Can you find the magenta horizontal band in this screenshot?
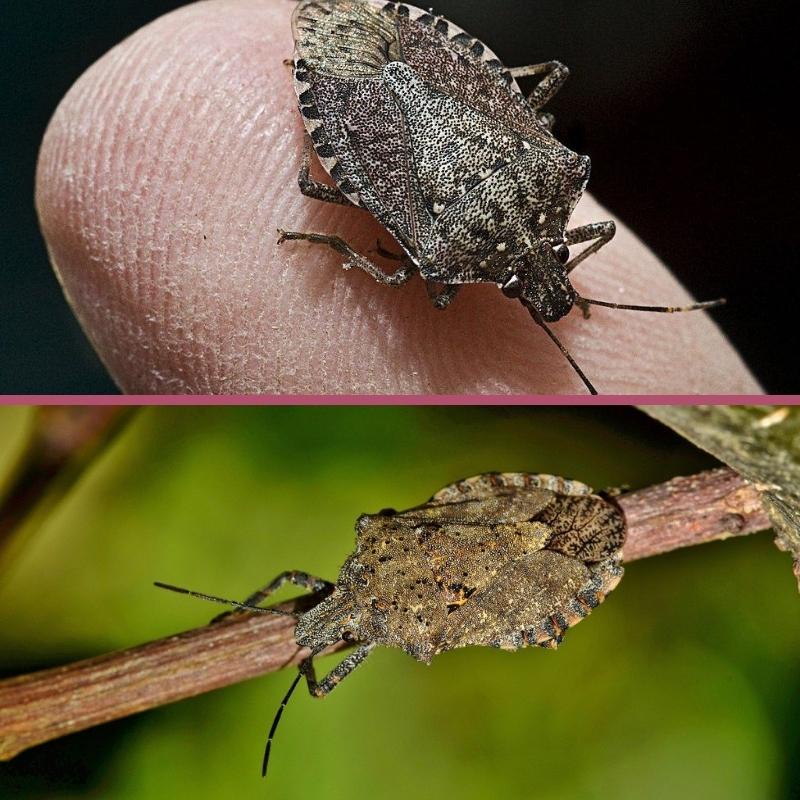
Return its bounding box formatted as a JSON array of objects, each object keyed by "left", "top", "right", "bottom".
[{"left": 0, "top": 395, "right": 794, "bottom": 406}]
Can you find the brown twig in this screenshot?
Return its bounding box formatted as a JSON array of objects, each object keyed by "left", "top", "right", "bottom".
[
  {"left": 0, "top": 467, "right": 772, "bottom": 761},
  {"left": 620, "top": 466, "right": 770, "bottom": 560}
]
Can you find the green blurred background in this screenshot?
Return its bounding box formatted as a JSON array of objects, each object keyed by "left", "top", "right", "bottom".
[{"left": 0, "top": 406, "right": 797, "bottom": 799}]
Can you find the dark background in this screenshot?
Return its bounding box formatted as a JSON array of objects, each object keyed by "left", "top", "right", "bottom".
[{"left": 2, "top": 0, "right": 795, "bottom": 394}]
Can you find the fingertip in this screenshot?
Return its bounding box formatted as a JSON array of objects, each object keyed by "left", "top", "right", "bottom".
[
  {"left": 35, "top": 0, "right": 760, "bottom": 396},
  {"left": 36, "top": 0, "right": 303, "bottom": 393}
]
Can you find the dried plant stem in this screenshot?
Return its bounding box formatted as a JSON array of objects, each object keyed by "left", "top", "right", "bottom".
[
  {"left": 0, "top": 467, "right": 771, "bottom": 761},
  {"left": 620, "top": 466, "right": 770, "bottom": 560}
]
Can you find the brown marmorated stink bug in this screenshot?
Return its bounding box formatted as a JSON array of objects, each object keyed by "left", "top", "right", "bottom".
[
  {"left": 276, "top": 0, "right": 725, "bottom": 394},
  {"left": 157, "top": 472, "right": 626, "bottom": 776}
]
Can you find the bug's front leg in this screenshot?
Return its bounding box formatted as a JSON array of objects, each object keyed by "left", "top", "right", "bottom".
[
  {"left": 238, "top": 570, "right": 333, "bottom": 608},
  {"left": 509, "top": 61, "right": 569, "bottom": 110},
  {"left": 297, "top": 135, "right": 355, "bottom": 207},
  {"left": 277, "top": 229, "right": 418, "bottom": 286},
  {"left": 299, "top": 643, "right": 375, "bottom": 698},
  {"left": 563, "top": 220, "right": 616, "bottom": 275},
  {"left": 211, "top": 570, "right": 333, "bottom": 624}
]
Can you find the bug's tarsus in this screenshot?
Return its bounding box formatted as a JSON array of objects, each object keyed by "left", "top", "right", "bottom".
[
  {"left": 262, "top": 670, "right": 303, "bottom": 778},
  {"left": 276, "top": 229, "right": 418, "bottom": 286},
  {"left": 153, "top": 582, "right": 298, "bottom": 618},
  {"left": 526, "top": 307, "right": 598, "bottom": 395}
]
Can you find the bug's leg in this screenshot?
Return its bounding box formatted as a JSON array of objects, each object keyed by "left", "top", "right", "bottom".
[
  {"left": 298, "top": 136, "right": 355, "bottom": 207},
  {"left": 568, "top": 221, "right": 725, "bottom": 316},
  {"left": 300, "top": 643, "right": 376, "bottom": 698},
  {"left": 211, "top": 570, "right": 333, "bottom": 623},
  {"left": 538, "top": 111, "right": 556, "bottom": 132},
  {"left": 508, "top": 61, "right": 569, "bottom": 110},
  {"left": 425, "top": 282, "right": 461, "bottom": 310},
  {"left": 261, "top": 644, "right": 376, "bottom": 777},
  {"left": 277, "top": 229, "right": 418, "bottom": 286},
  {"left": 239, "top": 571, "right": 333, "bottom": 608},
  {"left": 563, "top": 221, "right": 616, "bottom": 275}
]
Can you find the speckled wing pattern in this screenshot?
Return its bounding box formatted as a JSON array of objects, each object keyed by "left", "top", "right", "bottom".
[
  {"left": 292, "top": 0, "right": 430, "bottom": 254},
  {"left": 352, "top": 473, "right": 625, "bottom": 662},
  {"left": 291, "top": 0, "right": 588, "bottom": 281}
]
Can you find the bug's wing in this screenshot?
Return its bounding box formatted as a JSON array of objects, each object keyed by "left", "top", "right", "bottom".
[
  {"left": 424, "top": 472, "right": 625, "bottom": 561},
  {"left": 390, "top": 483, "right": 622, "bottom": 595},
  {"left": 384, "top": 3, "right": 545, "bottom": 139},
  {"left": 539, "top": 493, "right": 626, "bottom": 562},
  {"left": 292, "top": 0, "right": 432, "bottom": 253},
  {"left": 443, "top": 551, "right": 623, "bottom": 650},
  {"left": 393, "top": 490, "right": 555, "bottom": 528},
  {"left": 431, "top": 477, "right": 626, "bottom": 651},
  {"left": 355, "top": 490, "right": 555, "bottom": 614},
  {"left": 291, "top": 1, "right": 567, "bottom": 258},
  {"left": 428, "top": 473, "right": 594, "bottom": 504}
]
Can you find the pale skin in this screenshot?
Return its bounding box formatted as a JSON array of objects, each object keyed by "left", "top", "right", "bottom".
[{"left": 35, "top": 0, "right": 761, "bottom": 394}]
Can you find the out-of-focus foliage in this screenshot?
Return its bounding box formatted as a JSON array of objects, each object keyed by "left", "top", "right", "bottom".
[{"left": 0, "top": 407, "right": 797, "bottom": 800}]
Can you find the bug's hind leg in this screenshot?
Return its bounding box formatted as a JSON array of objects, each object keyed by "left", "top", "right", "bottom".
[
  {"left": 278, "top": 229, "right": 418, "bottom": 286},
  {"left": 211, "top": 570, "right": 333, "bottom": 623},
  {"left": 300, "top": 644, "right": 376, "bottom": 698},
  {"left": 298, "top": 136, "right": 355, "bottom": 207},
  {"left": 425, "top": 282, "right": 461, "bottom": 310},
  {"left": 563, "top": 220, "right": 616, "bottom": 275},
  {"left": 509, "top": 61, "right": 569, "bottom": 110}
]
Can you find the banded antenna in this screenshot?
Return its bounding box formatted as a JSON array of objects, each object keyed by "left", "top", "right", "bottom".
[{"left": 153, "top": 581, "right": 299, "bottom": 618}]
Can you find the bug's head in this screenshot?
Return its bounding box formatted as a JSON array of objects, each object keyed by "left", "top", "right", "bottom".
[
  {"left": 500, "top": 240, "right": 577, "bottom": 322},
  {"left": 294, "top": 588, "right": 363, "bottom": 650}
]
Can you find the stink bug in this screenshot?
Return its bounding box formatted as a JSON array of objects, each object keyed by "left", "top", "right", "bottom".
[
  {"left": 278, "top": 0, "right": 724, "bottom": 394},
  {"left": 157, "top": 472, "right": 626, "bottom": 775}
]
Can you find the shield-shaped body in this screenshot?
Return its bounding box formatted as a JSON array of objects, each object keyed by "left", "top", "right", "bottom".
[
  {"left": 295, "top": 473, "right": 625, "bottom": 663},
  {"left": 291, "top": 0, "right": 589, "bottom": 320}
]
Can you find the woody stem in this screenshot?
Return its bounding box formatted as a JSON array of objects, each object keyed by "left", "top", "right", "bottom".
[{"left": 0, "top": 467, "right": 772, "bottom": 761}]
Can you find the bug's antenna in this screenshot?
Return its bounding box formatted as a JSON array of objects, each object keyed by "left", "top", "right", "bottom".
[
  {"left": 526, "top": 306, "right": 598, "bottom": 395},
  {"left": 578, "top": 296, "right": 726, "bottom": 314},
  {"left": 153, "top": 582, "right": 299, "bottom": 618},
  {"left": 262, "top": 670, "right": 304, "bottom": 778}
]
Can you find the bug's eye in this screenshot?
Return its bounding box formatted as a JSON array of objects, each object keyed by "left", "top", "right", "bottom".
[
  {"left": 501, "top": 275, "right": 523, "bottom": 298},
  {"left": 341, "top": 629, "right": 356, "bottom": 643},
  {"left": 553, "top": 243, "right": 570, "bottom": 264}
]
